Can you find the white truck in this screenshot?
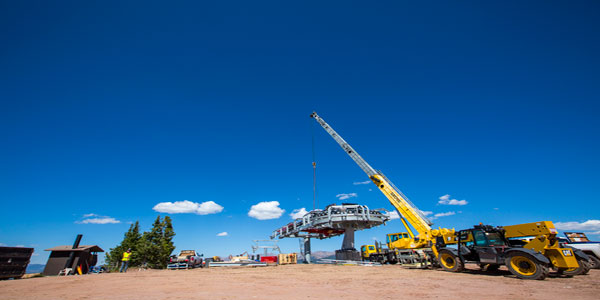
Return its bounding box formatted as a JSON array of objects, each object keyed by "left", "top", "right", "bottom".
[
  {"left": 561, "top": 232, "right": 600, "bottom": 269},
  {"left": 167, "top": 250, "right": 204, "bottom": 269}
]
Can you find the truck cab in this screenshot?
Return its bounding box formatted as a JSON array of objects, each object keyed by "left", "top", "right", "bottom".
[{"left": 360, "top": 245, "right": 377, "bottom": 260}]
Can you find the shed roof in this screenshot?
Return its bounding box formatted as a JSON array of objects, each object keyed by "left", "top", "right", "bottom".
[{"left": 45, "top": 245, "right": 104, "bottom": 252}]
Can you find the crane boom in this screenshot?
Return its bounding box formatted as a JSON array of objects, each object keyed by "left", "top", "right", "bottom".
[
  {"left": 310, "top": 112, "right": 433, "bottom": 237},
  {"left": 310, "top": 112, "right": 377, "bottom": 176}
]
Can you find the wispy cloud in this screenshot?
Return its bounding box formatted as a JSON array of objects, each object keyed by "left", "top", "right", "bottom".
[
  {"left": 153, "top": 200, "right": 224, "bottom": 215},
  {"left": 438, "top": 194, "right": 468, "bottom": 206},
  {"left": 336, "top": 193, "right": 358, "bottom": 200},
  {"left": 429, "top": 211, "right": 457, "bottom": 220},
  {"left": 555, "top": 220, "right": 600, "bottom": 231},
  {"left": 76, "top": 213, "right": 121, "bottom": 224},
  {"left": 290, "top": 208, "right": 308, "bottom": 219},
  {"left": 420, "top": 210, "right": 433, "bottom": 216},
  {"left": 77, "top": 216, "right": 121, "bottom": 224},
  {"left": 248, "top": 201, "right": 285, "bottom": 220},
  {"left": 216, "top": 232, "right": 228, "bottom": 237},
  {"left": 353, "top": 180, "right": 371, "bottom": 185},
  {"left": 0, "top": 243, "right": 6, "bottom": 246}
]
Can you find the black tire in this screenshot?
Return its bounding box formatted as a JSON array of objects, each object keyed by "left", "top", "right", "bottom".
[
  {"left": 504, "top": 252, "right": 549, "bottom": 280},
  {"left": 438, "top": 249, "right": 464, "bottom": 272},
  {"left": 563, "top": 257, "right": 590, "bottom": 276},
  {"left": 587, "top": 255, "right": 600, "bottom": 269}
]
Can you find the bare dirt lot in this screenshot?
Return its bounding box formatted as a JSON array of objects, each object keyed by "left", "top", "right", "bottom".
[{"left": 1, "top": 265, "right": 599, "bottom": 300}]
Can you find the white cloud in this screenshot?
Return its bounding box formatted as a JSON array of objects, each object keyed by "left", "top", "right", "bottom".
[
  {"left": 77, "top": 217, "right": 121, "bottom": 224},
  {"left": 83, "top": 213, "right": 98, "bottom": 218},
  {"left": 290, "top": 208, "right": 308, "bottom": 219},
  {"left": 430, "top": 211, "right": 456, "bottom": 220},
  {"left": 554, "top": 220, "right": 600, "bottom": 231},
  {"left": 248, "top": 201, "right": 285, "bottom": 220},
  {"left": 589, "top": 231, "right": 600, "bottom": 235},
  {"left": 216, "top": 232, "right": 228, "bottom": 237},
  {"left": 438, "top": 194, "right": 468, "bottom": 206},
  {"left": 336, "top": 193, "right": 358, "bottom": 200},
  {"left": 420, "top": 210, "right": 433, "bottom": 216},
  {"left": 353, "top": 180, "right": 371, "bottom": 185},
  {"left": 152, "top": 200, "right": 224, "bottom": 215},
  {"left": 15, "top": 245, "right": 25, "bottom": 247}
]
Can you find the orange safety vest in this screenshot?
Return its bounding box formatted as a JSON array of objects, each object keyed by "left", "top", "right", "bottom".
[{"left": 122, "top": 252, "right": 131, "bottom": 261}]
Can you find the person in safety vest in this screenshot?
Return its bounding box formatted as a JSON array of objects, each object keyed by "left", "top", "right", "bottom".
[{"left": 119, "top": 249, "right": 132, "bottom": 273}]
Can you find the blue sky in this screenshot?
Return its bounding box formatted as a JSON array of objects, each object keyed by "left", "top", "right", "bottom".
[{"left": 1, "top": 1, "right": 599, "bottom": 264}]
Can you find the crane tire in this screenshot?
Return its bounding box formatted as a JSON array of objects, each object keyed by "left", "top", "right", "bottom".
[
  {"left": 505, "top": 252, "right": 548, "bottom": 280},
  {"left": 438, "top": 249, "right": 464, "bottom": 272},
  {"left": 563, "top": 257, "right": 591, "bottom": 276}
]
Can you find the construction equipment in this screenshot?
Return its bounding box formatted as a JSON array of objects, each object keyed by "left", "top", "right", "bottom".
[
  {"left": 503, "top": 222, "right": 590, "bottom": 275},
  {"left": 311, "top": 112, "right": 582, "bottom": 279},
  {"left": 310, "top": 112, "right": 455, "bottom": 264}
]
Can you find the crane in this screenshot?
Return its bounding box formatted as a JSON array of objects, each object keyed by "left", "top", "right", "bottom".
[
  {"left": 310, "top": 111, "right": 585, "bottom": 279},
  {"left": 310, "top": 112, "right": 455, "bottom": 258}
]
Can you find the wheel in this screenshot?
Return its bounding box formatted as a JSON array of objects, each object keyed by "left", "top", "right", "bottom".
[
  {"left": 504, "top": 252, "right": 549, "bottom": 280},
  {"left": 587, "top": 255, "right": 600, "bottom": 269},
  {"left": 563, "top": 257, "right": 591, "bottom": 276},
  {"left": 438, "top": 249, "right": 464, "bottom": 272}
]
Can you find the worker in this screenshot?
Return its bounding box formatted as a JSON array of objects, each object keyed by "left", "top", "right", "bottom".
[{"left": 119, "top": 249, "right": 132, "bottom": 273}]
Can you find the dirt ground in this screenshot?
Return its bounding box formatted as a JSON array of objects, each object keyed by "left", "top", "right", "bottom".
[{"left": 1, "top": 265, "right": 599, "bottom": 300}]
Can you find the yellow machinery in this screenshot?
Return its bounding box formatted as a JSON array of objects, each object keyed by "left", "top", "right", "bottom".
[
  {"left": 311, "top": 112, "right": 583, "bottom": 279},
  {"left": 503, "top": 221, "right": 589, "bottom": 275},
  {"left": 311, "top": 112, "right": 454, "bottom": 264}
]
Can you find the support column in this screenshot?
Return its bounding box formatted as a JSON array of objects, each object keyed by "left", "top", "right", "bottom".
[
  {"left": 336, "top": 227, "right": 361, "bottom": 261},
  {"left": 303, "top": 237, "right": 311, "bottom": 264},
  {"left": 341, "top": 227, "right": 355, "bottom": 250}
]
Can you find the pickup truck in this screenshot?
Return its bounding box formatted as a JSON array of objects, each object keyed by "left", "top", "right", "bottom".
[
  {"left": 561, "top": 232, "right": 600, "bottom": 269},
  {"left": 167, "top": 250, "right": 204, "bottom": 269}
]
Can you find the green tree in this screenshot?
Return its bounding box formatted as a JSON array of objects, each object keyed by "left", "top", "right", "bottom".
[
  {"left": 106, "top": 221, "right": 142, "bottom": 269},
  {"left": 161, "top": 216, "right": 176, "bottom": 266},
  {"left": 106, "top": 216, "right": 176, "bottom": 270}
]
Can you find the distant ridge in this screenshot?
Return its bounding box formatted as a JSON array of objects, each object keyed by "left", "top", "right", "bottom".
[{"left": 26, "top": 264, "right": 45, "bottom": 274}]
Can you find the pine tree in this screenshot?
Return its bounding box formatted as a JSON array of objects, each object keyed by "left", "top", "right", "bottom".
[
  {"left": 161, "top": 216, "right": 176, "bottom": 267},
  {"left": 140, "top": 216, "right": 167, "bottom": 268},
  {"left": 105, "top": 217, "right": 176, "bottom": 270},
  {"left": 106, "top": 221, "right": 141, "bottom": 268}
]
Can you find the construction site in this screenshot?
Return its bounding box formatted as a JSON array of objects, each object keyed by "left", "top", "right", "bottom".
[
  {"left": 2, "top": 2, "right": 599, "bottom": 299},
  {"left": 1, "top": 112, "right": 599, "bottom": 300}
]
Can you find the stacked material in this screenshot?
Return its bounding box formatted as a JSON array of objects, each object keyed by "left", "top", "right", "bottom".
[{"left": 278, "top": 253, "right": 298, "bottom": 265}]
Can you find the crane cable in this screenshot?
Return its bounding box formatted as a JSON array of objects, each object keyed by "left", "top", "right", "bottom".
[{"left": 311, "top": 119, "right": 317, "bottom": 210}]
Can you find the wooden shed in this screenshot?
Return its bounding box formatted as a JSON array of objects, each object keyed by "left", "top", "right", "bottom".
[{"left": 43, "top": 245, "right": 103, "bottom": 276}]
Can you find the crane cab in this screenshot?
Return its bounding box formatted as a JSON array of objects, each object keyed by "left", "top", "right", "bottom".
[{"left": 387, "top": 232, "right": 415, "bottom": 249}]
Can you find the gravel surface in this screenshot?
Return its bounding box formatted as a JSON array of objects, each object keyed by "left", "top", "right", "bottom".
[{"left": 1, "top": 264, "right": 598, "bottom": 299}]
